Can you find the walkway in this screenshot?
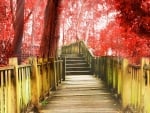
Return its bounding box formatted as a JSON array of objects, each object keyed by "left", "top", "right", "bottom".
[{"left": 40, "top": 75, "right": 122, "bottom": 113}]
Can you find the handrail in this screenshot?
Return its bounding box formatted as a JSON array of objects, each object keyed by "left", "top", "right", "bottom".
[
  {"left": 18, "top": 64, "right": 32, "bottom": 68},
  {"left": 143, "top": 64, "right": 150, "bottom": 70},
  {"left": 128, "top": 64, "right": 141, "bottom": 69},
  {"left": 79, "top": 41, "right": 95, "bottom": 57},
  {"left": 0, "top": 66, "right": 14, "bottom": 70},
  {"left": 62, "top": 41, "right": 94, "bottom": 56}
]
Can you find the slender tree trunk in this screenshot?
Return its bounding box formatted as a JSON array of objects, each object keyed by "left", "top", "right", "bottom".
[
  {"left": 11, "top": 0, "right": 25, "bottom": 63},
  {"left": 40, "top": 0, "right": 59, "bottom": 58}
]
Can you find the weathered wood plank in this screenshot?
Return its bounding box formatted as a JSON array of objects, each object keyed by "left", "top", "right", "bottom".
[{"left": 40, "top": 75, "right": 122, "bottom": 113}]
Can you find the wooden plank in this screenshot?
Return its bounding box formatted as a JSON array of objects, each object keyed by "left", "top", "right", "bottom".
[{"left": 40, "top": 75, "right": 122, "bottom": 113}]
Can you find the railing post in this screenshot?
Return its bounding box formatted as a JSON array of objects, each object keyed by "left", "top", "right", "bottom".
[
  {"left": 106, "top": 57, "right": 110, "bottom": 86},
  {"left": 49, "top": 58, "right": 56, "bottom": 90},
  {"left": 37, "top": 58, "right": 44, "bottom": 99},
  {"left": 97, "top": 57, "right": 101, "bottom": 78},
  {"left": 121, "top": 58, "right": 131, "bottom": 108},
  {"left": 47, "top": 59, "right": 51, "bottom": 92},
  {"left": 9, "top": 57, "right": 20, "bottom": 113},
  {"left": 54, "top": 61, "right": 57, "bottom": 86},
  {"left": 62, "top": 57, "right": 66, "bottom": 81},
  {"left": 42, "top": 58, "right": 49, "bottom": 97},
  {"left": 91, "top": 57, "right": 95, "bottom": 75},
  {"left": 59, "top": 59, "right": 63, "bottom": 83},
  {"left": 117, "top": 60, "right": 122, "bottom": 96},
  {"left": 29, "top": 57, "right": 40, "bottom": 109},
  {"left": 79, "top": 41, "right": 81, "bottom": 55},
  {"left": 54, "top": 59, "right": 60, "bottom": 86},
  {"left": 103, "top": 57, "right": 107, "bottom": 81},
  {"left": 112, "top": 58, "right": 117, "bottom": 90},
  {"left": 141, "top": 58, "right": 150, "bottom": 112},
  {"left": 95, "top": 57, "right": 100, "bottom": 78}
]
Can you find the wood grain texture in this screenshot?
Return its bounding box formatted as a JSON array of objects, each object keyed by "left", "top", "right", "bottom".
[{"left": 40, "top": 75, "right": 122, "bottom": 113}]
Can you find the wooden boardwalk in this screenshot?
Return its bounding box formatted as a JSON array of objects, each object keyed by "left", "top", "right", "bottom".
[{"left": 40, "top": 75, "right": 122, "bottom": 113}]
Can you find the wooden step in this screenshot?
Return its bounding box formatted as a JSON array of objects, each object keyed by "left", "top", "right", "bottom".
[
  {"left": 66, "top": 57, "right": 85, "bottom": 60},
  {"left": 66, "top": 63, "right": 88, "bottom": 67},
  {"left": 66, "top": 60, "right": 86, "bottom": 64},
  {"left": 66, "top": 67, "right": 90, "bottom": 71},
  {"left": 66, "top": 70, "right": 92, "bottom": 75},
  {"left": 65, "top": 55, "right": 91, "bottom": 75}
]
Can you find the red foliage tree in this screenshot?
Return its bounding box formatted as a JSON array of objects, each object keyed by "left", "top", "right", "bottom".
[
  {"left": 114, "top": 0, "right": 150, "bottom": 37},
  {"left": 0, "top": 0, "right": 52, "bottom": 65},
  {"left": 58, "top": 0, "right": 150, "bottom": 64},
  {"left": 0, "top": 1, "right": 14, "bottom": 65},
  {"left": 0, "top": 0, "right": 150, "bottom": 65}
]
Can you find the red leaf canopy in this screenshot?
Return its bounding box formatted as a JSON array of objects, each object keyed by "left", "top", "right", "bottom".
[
  {"left": 0, "top": 0, "right": 150, "bottom": 65},
  {"left": 58, "top": 0, "right": 150, "bottom": 64}
]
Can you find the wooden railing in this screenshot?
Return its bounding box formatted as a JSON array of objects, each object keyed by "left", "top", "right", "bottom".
[
  {"left": 0, "top": 57, "right": 63, "bottom": 113},
  {"left": 62, "top": 41, "right": 95, "bottom": 73},
  {"left": 95, "top": 57, "right": 150, "bottom": 112},
  {"left": 62, "top": 41, "right": 150, "bottom": 113}
]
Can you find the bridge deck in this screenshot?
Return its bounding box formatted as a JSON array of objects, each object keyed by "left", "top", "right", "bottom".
[{"left": 40, "top": 75, "right": 122, "bottom": 113}]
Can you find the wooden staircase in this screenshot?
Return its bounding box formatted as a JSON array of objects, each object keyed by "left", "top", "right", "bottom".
[{"left": 65, "top": 54, "right": 92, "bottom": 75}]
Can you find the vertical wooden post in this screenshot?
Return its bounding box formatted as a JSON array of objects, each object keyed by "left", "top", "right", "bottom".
[
  {"left": 1, "top": 71, "right": 4, "bottom": 113},
  {"left": 62, "top": 57, "right": 66, "bottom": 81},
  {"left": 43, "top": 58, "right": 49, "bottom": 96},
  {"left": 59, "top": 60, "right": 63, "bottom": 83},
  {"left": 9, "top": 57, "right": 20, "bottom": 113},
  {"left": 137, "top": 67, "right": 141, "bottom": 109},
  {"left": 91, "top": 57, "right": 96, "bottom": 75},
  {"left": 29, "top": 57, "right": 39, "bottom": 108},
  {"left": 121, "top": 59, "right": 131, "bottom": 108},
  {"left": 79, "top": 41, "right": 81, "bottom": 55},
  {"left": 8, "top": 70, "right": 11, "bottom": 113},
  {"left": 49, "top": 58, "right": 56, "bottom": 90},
  {"left": 112, "top": 59, "right": 116, "bottom": 89},
  {"left": 58, "top": 60, "right": 61, "bottom": 83},
  {"left": 41, "top": 59, "right": 45, "bottom": 97},
  {"left": 140, "top": 58, "right": 149, "bottom": 112},
  {"left": 117, "top": 62, "right": 122, "bottom": 96},
  {"left": 106, "top": 58, "right": 112, "bottom": 87},
  {"left": 54, "top": 61, "right": 58, "bottom": 86},
  {"left": 54, "top": 60, "right": 59, "bottom": 86},
  {"left": 38, "top": 58, "right": 43, "bottom": 98},
  {"left": 106, "top": 57, "right": 109, "bottom": 86},
  {"left": 47, "top": 60, "right": 51, "bottom": 92}
]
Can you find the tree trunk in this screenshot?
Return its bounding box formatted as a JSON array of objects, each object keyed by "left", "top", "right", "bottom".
[
  {"left": 40, "top": 0, "right": 59, "bottom": 58},
  {"left": 11, "top": 0, "right": 25, "bottom": 63}
]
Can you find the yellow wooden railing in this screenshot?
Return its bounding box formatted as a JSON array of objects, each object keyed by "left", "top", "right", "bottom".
[
  {"left": 62, "top": 41, "right": 95, "bottom": 73},
  {"left": 0, "top": 57, "right": 63, "bottom": 113},
  {"left": 62, "top": 41, "right": 150, "bottom": 113}
]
